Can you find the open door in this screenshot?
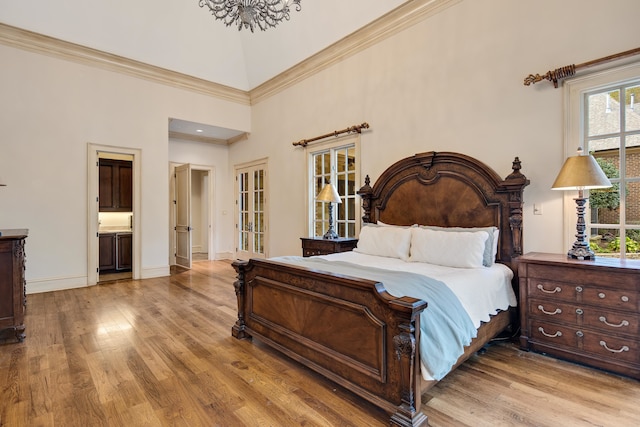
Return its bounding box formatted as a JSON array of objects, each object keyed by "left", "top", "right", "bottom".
[{"left": 175, "top": 163, "right": 192, "bottom": 269}]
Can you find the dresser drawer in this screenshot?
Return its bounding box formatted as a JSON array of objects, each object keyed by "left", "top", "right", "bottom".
[
  {"left": 530, "top": 319, "right": 639, "bottom": 365},
  {"left": 529, "top": 298, "right": 640, "bottom": 336},
  {"left": 527, "top": 278, "right": 639, "bottom": 310}
]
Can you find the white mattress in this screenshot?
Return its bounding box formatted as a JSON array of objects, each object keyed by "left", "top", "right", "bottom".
[{"left": 317, "top": 251, "right": 517, "bottom": 330}]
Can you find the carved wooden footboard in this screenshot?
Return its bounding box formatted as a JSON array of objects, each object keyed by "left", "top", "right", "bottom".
[
  {"left": 231, "top": 152, "right": 529, "bottom": 426},
  {"left": 232, "top": 258, "right": 429, "bottom": 426}
]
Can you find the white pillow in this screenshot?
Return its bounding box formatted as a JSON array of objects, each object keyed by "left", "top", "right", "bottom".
[
  {"left": 409, "top": 227, "right": 488, "bottom": 268},
  {"left": 420, "top": 225, "right": 498, "bottom": 266},
  {"left": 354, "top": 224, "right": 412, "bottom": 260}
]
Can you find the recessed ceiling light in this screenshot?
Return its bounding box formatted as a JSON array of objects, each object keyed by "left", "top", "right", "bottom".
[{"left": 196, "top": 129, "right": 204, "bottom": 133}]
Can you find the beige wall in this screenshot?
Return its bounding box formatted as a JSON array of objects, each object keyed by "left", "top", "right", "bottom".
[
  {"left": 0, "top": 44, "right": 249, "bottom": 292},
  {"left": 229, "top": 0, "right": 640, "bottom": 257}
]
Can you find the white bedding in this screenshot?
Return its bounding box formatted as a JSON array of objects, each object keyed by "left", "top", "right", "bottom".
[
  {"left": 316, "top": 251, "right": 516, "bottom": 380},
  {"left": 317, "top": 251, "right": 516, "bottom": 329}
]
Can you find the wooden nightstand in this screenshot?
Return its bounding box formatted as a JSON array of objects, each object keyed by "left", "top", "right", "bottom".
[
  {"left": 518, "top": 252, "right": 640, "bottom": 379},
  {"left": 300, "top": 237, "right": 358, "bottom": 257}
]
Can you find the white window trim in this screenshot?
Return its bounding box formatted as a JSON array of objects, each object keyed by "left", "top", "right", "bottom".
[
  {"left": 563, "top": 61, "right": 640, "bottom": 253},
  {"left": 305, "top": 134, "right": 361, "bottom": 238}
]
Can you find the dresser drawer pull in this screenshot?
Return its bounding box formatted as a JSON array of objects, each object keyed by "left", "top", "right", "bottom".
[
  {"left": 576, "top": 286, "right": 583, "bottom": 293},
  {"left": 537, "top": 305, "right": 561, "bottom": 315},
  {"left": 537, "top": 284, "right": 561, "bottom": 294},
  {"left": 600, "top": 341, "right": 630, "bottom": 353},
  {"left": 621, "top": 296, "right": 629, "bottom": 302},
  {"left": 598, "top": 292, "right": 606, "bottom": 299},
  {"left": 576, "top": 308, "right": 584, "bottom": 315},
  {"left": 538, "top": 327, "right": 562, "bottom": 338},
  {"left": 576, "top": 331, "right": 584, "bottom": 338},
  {"left": 599, "top": 316, "right": 630, "bottom": 328}
]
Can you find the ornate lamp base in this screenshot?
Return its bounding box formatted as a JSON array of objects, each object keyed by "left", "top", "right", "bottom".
[
  {"left": 323, "top": 201, "right": 339, "bottom": 239},
  {"left": 567, "top": 244, "right": 595, "bottom": 260},
  {"left": 568, "top": 195, "right": 596, "bottom": 260}
]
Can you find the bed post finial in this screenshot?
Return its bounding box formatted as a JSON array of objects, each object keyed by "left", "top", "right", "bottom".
[
  {"left": 357, "top": 175, "right": 374, "bottom": 223},
  {"left": 502, "top": 157, "right": 530, "bottom": 258}
]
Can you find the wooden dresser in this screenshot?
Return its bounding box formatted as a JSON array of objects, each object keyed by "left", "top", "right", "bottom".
[
  {"left": 0, "top": 230, "right": 28, "bottom": 342},
  {"left": 518, "top": 252, "right": 639, "bottom": 379},
  {"left": 300, "top": 237, "right": 358, "bottom": 257}
]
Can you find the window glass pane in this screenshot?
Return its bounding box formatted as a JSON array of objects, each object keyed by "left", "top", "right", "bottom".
[
  {"left": 589, "top": 227, "right": 620, "bottom": 256},
  {"left": 590, "top": 187, "right": 620, "bottom": 225},
  {"left": 588, "top": 90, "right": 620, "bottom": 137},
  {"left": 626, "top": 85, "right": 640, "bottom": 132},
  {"left": 589, "top": 136, "right": 619, "bottom": 153},
  {"left": 347, "top": 147, "right": 355, "bottom": 171},
  {"left": 348, "top": 198, "right": 355, "bottom": 221},
  {"left": 625, "top": 135, "right": 640, "bottom": 179},
  {"left": 626, "top": 181, "right": 640, "bottom": 225},
  {"left": 625, "top": 229, "right": 640, "bottom": 258},
  {"left": 337, "top": 201, "right": 345, "bottom": 220}
]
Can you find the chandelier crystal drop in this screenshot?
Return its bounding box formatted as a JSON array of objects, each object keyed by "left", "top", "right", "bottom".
[{"left": 199, "top": 0, "right": 302, "bottom": 32}]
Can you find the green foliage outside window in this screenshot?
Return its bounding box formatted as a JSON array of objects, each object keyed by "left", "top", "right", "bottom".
[{"left": 588, "top": 157, "right": 619, "bottom": 210}]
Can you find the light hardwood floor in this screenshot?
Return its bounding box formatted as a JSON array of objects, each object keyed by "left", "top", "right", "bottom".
[{"left": 0, "top": 260, "right": 638, "bottom": 426}]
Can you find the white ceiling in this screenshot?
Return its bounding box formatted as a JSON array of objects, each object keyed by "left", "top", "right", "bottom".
[
  {"left": 0, "top": 0, "right": 408, "bottom": 140},
  {"left": 0, "top": 0, "right": 406, "bottom": 90}
]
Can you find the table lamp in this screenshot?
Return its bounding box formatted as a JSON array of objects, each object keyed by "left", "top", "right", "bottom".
[
  {"left": 316, "top": 183, "right": 342, "bottom": 239},
  {"left": 551, "top": 148, "right": 612, "bottom": 260}
]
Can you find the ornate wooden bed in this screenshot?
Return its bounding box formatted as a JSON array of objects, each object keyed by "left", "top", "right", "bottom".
[{"left": 231, "top": 151, "right": 529, "bottom": 426}]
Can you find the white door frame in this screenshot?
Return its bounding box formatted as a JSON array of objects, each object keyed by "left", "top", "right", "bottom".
[{"left": 87, "top": 143, "right": 142, "bottom": 285}]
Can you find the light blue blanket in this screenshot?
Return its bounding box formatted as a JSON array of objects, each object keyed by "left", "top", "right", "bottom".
[{"left": 272, "top": 256, "right": 476, "bottom": 380}]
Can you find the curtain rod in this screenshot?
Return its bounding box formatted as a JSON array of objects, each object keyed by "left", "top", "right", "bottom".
[
  {"left": 292, "top": 122, "right": 370, "bottom": 147},
  {"left": 524, "top": 46, "right": 640, "bottom": 88}
]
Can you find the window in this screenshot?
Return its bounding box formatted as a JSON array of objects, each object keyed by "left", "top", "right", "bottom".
[
  {"left": 308, "top": 138, "right": 360, "bottom": 238},
  {"left": 565, "top": 62, "right": 640, "bottom": 258}
]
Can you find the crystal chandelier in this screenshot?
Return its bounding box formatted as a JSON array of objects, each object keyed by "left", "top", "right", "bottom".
[{"left": 199, "top": 0, "right": 302, "bottom": 32}]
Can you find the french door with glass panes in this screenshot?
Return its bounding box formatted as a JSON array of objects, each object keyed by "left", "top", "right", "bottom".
[{"left": 236, "top": 162, "right": 267, "bottom": 260}]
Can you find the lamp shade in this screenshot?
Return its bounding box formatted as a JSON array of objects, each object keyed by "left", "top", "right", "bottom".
[
  {"left": 551, "top": 154, "right": 612, "bottom": 190},
  {"left": 316, "top": 184, "right": 342, "bottom": 203}
]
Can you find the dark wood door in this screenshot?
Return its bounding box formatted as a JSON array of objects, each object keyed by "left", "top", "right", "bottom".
[
  {"left": 117, "top": 233, "right": 132, "bottom": 270},
  {"left": 99, "top": 234, "right": 116, "bottom": 271}
]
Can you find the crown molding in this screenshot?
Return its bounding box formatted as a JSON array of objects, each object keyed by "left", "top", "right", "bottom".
[
  {"left": 0, "top": 22, "right": 251, "bottom": 105},
  {"left": 168, "top": 130, "right": 249, "bottom": 145},
  {"left": 0, "top": 0, "right": 459, "bottom": 107},
  {"left": 248, "top": 0, "right": 461, "bottom": 104}
]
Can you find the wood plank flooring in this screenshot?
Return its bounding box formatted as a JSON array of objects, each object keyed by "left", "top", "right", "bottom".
[{"left": 1, "top": 260, "right": 638, "bottom": 426}]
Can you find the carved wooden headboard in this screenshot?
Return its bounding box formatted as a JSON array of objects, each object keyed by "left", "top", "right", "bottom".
[{"left": 357, "top": 151, "right": 529, "bottom": 270}]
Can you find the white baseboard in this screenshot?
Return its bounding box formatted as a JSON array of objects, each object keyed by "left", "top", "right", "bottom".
[
  {"left": 215, "top": 251, "right": 234, "bottom": 260},
  {"left": 27, "top": 275, "right": 89, "bottom": 294},
  {"left": 26, "top": 265, "right": 171, "bottom": 294},
  {"left": 141, "top": 265, "right": 170, "bottom": 279}
]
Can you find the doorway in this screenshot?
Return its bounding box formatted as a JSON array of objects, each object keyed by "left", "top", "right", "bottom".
[
  {"left": 87, "top": 144, "right": 142, "bottom": 286},
  {"left": 170, "top": 163, "right": 214, "bottom": 269}
]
